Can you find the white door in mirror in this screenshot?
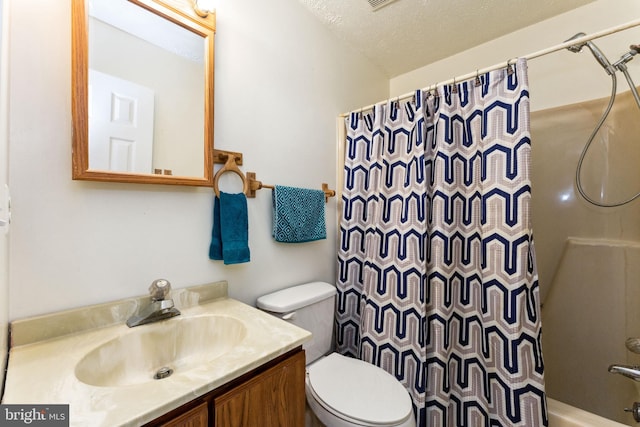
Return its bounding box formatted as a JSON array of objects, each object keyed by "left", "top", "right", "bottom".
[{"left": 89, "top": 69, "right": 155, "bottom": 173}]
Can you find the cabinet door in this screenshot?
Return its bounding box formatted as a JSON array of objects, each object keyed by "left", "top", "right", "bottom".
[
  {"left": 214, "top": 351, "right": 305, "bottom": 427},
  {"left": 159, "top": 401, "right": 208, "bottom": 427}
]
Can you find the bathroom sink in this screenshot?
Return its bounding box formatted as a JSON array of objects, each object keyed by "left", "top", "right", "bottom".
[{"left": 74, "top": 315, "right": 247, "bottom": 387}]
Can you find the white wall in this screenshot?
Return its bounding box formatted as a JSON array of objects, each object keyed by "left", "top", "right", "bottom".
[
  {"left": 390, "top": 0, "right": 640, "bottom": 112},
  {"left": 0, "top": 0, "right": 10, "bottom": 396},
  {"left": 7, "top": 0, "right": 388, "bottom": 320}
]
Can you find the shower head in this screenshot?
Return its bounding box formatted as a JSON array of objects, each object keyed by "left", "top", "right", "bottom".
[
  {"left": 565, "top": 32, "right": 587, "bottom": 53},
  {"left": 565, "top": 32, "right": 615, "bottom": 75}
]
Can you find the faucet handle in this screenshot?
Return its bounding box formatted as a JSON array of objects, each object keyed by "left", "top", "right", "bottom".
[
  {"left": 625, "top": 402, "right": 640, "bottom": 422},
  {"left": 627, "top": 337, "right": 640, "bottom": 354},
  {"left": 149, "top": 279, "right": 172, "bottom": 301}
]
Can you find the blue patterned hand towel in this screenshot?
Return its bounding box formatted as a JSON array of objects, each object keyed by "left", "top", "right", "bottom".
[
  {"left": 272, "top": 185, "right": 326, "bottom": 243},
  {"left": 209, "top": 192, "right": 250, "bottom": 264}
]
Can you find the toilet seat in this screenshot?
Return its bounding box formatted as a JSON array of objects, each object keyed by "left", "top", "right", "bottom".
[{"left": 306, "top": 353, "right": 414, "bottom": 426}]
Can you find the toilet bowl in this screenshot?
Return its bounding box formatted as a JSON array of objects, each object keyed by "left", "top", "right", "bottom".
[
  {"left": 306, "top": 353, "right": 415, "bottom": 427},
  {"left": 257, "top": 282, "right": 416, "bottom": 427}
]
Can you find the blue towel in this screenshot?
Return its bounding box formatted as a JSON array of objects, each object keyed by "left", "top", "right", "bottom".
[
  {"left": 209, "top": 196, "right": 223, "bottom": 260},
  {"left": 209, "top": 192, "right": 250, "bottom": 264},
  {"left": 272, "top": 185, "right": 326, "bottom": 243}
]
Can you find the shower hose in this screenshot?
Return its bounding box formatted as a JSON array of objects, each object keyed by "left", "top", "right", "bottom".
[{"left": 573, "top": 44, "right": 640, "bottom": 207}]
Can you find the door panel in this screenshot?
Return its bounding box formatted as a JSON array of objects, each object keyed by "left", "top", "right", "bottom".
[{"left": 89, "top": 69, "right": 155, "bottom": 173}]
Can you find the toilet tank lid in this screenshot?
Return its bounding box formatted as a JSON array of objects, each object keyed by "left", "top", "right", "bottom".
[{"left": 256, "top": 282, "right": 337, "bottom": 313}]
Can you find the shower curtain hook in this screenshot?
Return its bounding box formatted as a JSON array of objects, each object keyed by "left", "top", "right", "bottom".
[
  {"left": 433, "top": 83, "right": 440, "bottom": 97},
  {"left": 506, "top": 59, "right": 515, "bottom": 75},
  {"left": 475, "top": 69, "right": 481, "bottom": 86},
  {"left": 451, "top": 77, "right": 458, "bottom": 93}
]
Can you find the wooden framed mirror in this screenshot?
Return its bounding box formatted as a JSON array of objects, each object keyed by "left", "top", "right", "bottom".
[{"left": 71, "top": 0, "right": 216, "bottom": 186}]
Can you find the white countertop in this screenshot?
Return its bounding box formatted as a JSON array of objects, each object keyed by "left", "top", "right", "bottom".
[{"left": 2, "top": 282, "right": 311, "bottom": 426}]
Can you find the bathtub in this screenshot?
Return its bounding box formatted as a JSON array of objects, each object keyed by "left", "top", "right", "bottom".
[
  {"left": 548, "top": 398, "right": 630, "bottom": 426},
  {"left": 309, "top": 398, "right": 629, "bottom": 426}
]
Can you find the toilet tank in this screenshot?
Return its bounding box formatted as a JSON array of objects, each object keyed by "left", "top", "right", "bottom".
[{"left": 256, "top": 282, "right": 337, "bottom": 364}]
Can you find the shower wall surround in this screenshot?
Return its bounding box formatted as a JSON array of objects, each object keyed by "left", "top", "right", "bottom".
[
  {"left": 531, "top": 91, "right": 640, "bottom": 296},
  {"left": 531, "top": 92, "right": 640, "bottom": 423},
  {"left": 542, "top": 238, "right": 640, "bottom": 423}
]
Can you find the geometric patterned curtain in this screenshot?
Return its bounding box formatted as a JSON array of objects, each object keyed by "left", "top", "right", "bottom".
[{"left": 336, "top": 59, "right": 547, "bottom": 427}]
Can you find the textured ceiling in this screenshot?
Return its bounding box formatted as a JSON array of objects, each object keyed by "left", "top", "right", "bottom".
[{"left": 298, "top": 0, "right": 596, "bottom": 77}]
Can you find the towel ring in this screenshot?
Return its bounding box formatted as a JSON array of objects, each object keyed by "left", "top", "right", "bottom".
[{"left": 213, "top": 153, "right": 249, "bottom": 198}]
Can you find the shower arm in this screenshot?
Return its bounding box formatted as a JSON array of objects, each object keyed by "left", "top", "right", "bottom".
[{"left": 614, "top": 45, "right": 640, "bottom": 109}]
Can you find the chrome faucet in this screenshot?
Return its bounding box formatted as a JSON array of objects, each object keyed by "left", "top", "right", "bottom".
[
  {"left": 126, "top": 279, "right": 181, "bottom": 327},
  {"left": 608, "top": 364, "right": 640, "bottom": 381}
]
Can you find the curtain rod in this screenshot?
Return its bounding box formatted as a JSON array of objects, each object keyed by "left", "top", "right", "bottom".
[{"left": 339, "top": 17, "right": 640, "bottom": 118}]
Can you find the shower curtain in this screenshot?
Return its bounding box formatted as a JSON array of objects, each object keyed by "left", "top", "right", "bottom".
[{"left": 336, "top": 59, "right": 546, "bottom": 427}]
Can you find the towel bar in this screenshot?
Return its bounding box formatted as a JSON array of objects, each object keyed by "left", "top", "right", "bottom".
[
  {"left": 211, "top": 150, "right": 336, "bottom": 202},
  {"left": 247, "top": 172, "right": 335, "bottom": 203}
]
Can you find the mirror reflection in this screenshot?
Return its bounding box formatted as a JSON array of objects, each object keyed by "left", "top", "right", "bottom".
[
  {"left": 89, "top": 0, "right": 204, "bottom": 176},
  {"left": 72, "top": 0, "right": 216, "bottom": 186}
]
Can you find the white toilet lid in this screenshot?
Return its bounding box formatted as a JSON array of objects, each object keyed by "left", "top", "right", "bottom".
[{"left": 307, "top": 353, "right": 413, "bottom": 425}]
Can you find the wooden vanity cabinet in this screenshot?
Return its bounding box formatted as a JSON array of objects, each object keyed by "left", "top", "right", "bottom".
[
  {"left": 145, "top": 348, "right": 305, "bottom": 427},
  {"left": 157, "top": 402, "right": 209, "bottom": 427},
  {"left": 214, "top": 348, "right": 305, "bottom": 426}
]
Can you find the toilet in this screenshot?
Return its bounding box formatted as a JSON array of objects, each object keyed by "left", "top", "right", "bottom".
[{"left": 257, "top": 282, "right": 416, "bottom": 427}]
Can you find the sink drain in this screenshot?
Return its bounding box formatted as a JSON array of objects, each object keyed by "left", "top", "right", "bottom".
[{"left": 154, "top": 367, "right": 174, "bottom": 380}]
